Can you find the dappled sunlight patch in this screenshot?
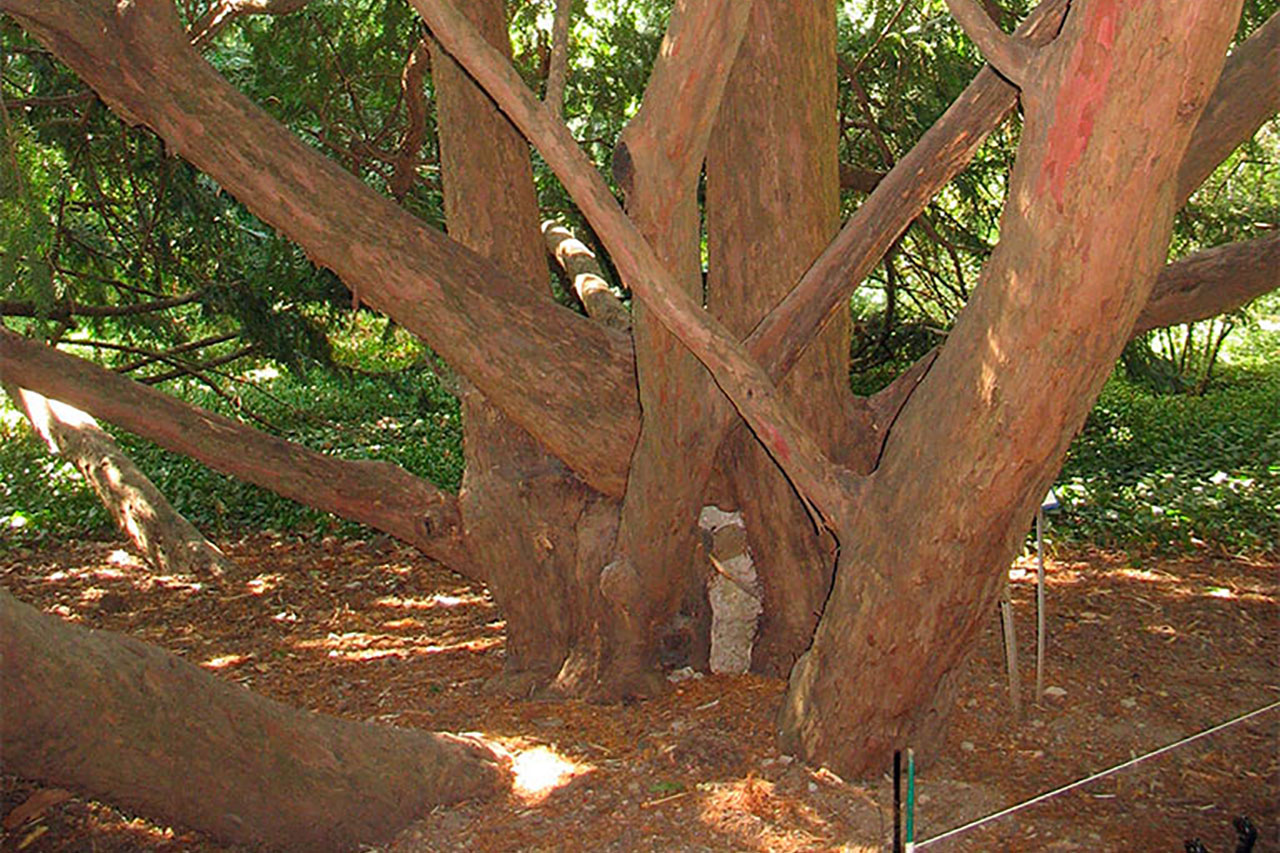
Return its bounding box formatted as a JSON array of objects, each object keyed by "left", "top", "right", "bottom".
[
  {"left": 77, "top": 586, "right": 111, "bottom": 605},
  {"left": 241, "top": 365, "right": 280, "bottom": 382},
  {"left": 380, "top": 616, "right": 422, "bottom": 630},
  {"left": 201, "top": 652, "right": 251, "bottom": 670},
  {"left": 150, "top": 575, "right": 203, "bottom": 592},
  {"left": 244, "top": 573, "right": 285, "bottom": 595},
  {"left": 374, "top": 591, "right": 490, "bottom": 610},
  {"left": 106, "top": 549, "right": 140, "bottom": 568},
  {"left": 91, "top": 566, "right": 128, "bottom": 580},
  {"left": 697, "top": 773, "right": 836, "bottom": 851},
  {"left": 291, "top": 630, "right": 503, "bottom": 662},
  {"left": 1105, "top": 566, "right": 1179, "bottom": 584},
  {"left": 507, "top": 744, "right": 594, "bottom": 804}
]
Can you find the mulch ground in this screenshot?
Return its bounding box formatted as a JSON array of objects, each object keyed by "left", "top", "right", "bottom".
[{"left": 1, "top": 535, "right": 1276, "bottom": 852}]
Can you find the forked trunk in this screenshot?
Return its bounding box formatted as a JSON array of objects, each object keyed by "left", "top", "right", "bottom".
[
  {"left": 705, "top": 0, "right": 866, "bottom": 677},
  {"left": 778, "top": 0, "right": 1242, "bottom": 777}
]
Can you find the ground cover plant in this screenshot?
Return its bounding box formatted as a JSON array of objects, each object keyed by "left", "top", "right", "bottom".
[{"left": 4, "top": 318, "right": 1276, "bottom": 555}]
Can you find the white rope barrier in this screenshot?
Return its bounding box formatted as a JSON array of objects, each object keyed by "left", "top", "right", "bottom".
[{"left": 915, "top": 699, "right": 1280, "bottom": 848}]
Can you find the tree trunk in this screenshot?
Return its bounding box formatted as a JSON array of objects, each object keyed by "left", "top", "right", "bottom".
[
  {"left": 778, "top": 0, "right": 1243, "bottom": 778},
  {"left": 2, "top": 383, "right": 238, "bottom": 579},
  {"left": 3, "top": 0, "right": 1272, "bottom": 802},
  {"left": 0, "top": 588, "right": 507, "bottom": 852},
  {"left": 429, "top": 0, "right": 618, "bottom": 697},
  {"left": 600, "top": 0, "right": 756, "bottom": 696},
  {"left": 705, "top": 0, "right": 864, "bottom": 677}
]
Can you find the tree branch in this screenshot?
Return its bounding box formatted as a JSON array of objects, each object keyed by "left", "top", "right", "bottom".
[
  {"left": 114, "top": 331, "right": 240, "bottom": 373},
  {"left": 747, "top": 0, "right": 1070, "bottom": 386},
  {"left": 544, "top": 0, "right": 572, "bottom": 120},
  {"left": 389, "top": 35, "right": 432, "bottom": 201},
  {"left": 839, "top": 164, "right": 886, "bottom": 194},
  {"left": 0, "top": 330, "right": 477, "bottom": 577},
  {"left": 3, "top": 382, "right": 240, "bottom": 579},
  {"left": 944, "top": 0, "right": 1042, "bottom": 88},
  {"left": 1132, "top": 231, "right": 1280, "bottom": 337},
  {"left": 188, "top": 0, "right": 312, "bottom": 51},
  {"left": 2, "top": 0, "right": 637, "bottom": 497},
  {"left": 0, "top": 292, "right": 202, "bottom": 320},
  {"left": 138, "top": 344, "right": 259, "bottom": 385},
  {"left": 413, "top": 0, "right": 854, "bottom": 524},
  {"left": 1, "top": 589, "right": 508, "bottom": 852},
  {"left": 611, "top": 0, "right": 754, "bottom": 207},
  {"left": 1175, "top": 10, "right": 1280, "bottom": 205},
  {"left": 542, "top": 220, "right": 631, "bottom": 332},
  {"left": 751, "top": 1, "right": 1273, "bottom": 388}
]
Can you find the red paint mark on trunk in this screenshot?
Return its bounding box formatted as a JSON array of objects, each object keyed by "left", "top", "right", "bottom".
[
  {"left": 762, "top": 421, "right": 790, "bottom": 464},
  {"left": 1037, "top": 0, "right": 1125, "bottom": 206}
]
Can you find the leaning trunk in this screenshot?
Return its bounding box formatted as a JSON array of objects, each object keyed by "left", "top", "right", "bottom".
[
  {"left": 0, "top": 589, "right": 507, "bottom": 852},
  {"left": 3, "top": 383, "right": 238, "bottom": 580}
]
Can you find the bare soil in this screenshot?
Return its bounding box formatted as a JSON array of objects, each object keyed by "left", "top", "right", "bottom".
[{"left": 1, "top": 535, "right": 1276, "bottom": 852}]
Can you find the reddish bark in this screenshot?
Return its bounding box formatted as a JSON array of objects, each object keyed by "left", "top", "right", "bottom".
[
  {"left": 704, "top": 0, "right": 856, "bottom": 676},
  {"left": 2, "top": 0, "right": 1271, "bottom": 809},
  {"left": 429, "top": 0, "right": 614, "bottom": 696},
  {"left": 1174, "top": 11, "right": 1280, "bottom": 204},
  {"left": 0, "top": 329, "right": 473, "bottom": 576},
  {"left": 778, "top": 0, "right": 1243, "bottom": 777},
  {"left": 0, "top": 589, "right": 507, "bottom": 852},
  {"left": 542, "top": 221, "right": 630, "bottom": 332},
  {"left": 602, "top": 0, "right": 756, "bottom": 694},
  {"left": 1133, "top": 232, "right": 1280, "bottom": 337},
  {"left": 3, "top": 0, "right": 1266, "bottom": 505}
]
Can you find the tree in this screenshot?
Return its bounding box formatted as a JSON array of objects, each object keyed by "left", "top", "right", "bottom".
[{"left": 1, "top": 0, "right": 1276, "bottom": 846}]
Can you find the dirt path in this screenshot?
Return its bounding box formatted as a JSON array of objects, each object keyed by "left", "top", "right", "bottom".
[{"left": 2, "top": 536, "right": 1276, "bottom": 851}]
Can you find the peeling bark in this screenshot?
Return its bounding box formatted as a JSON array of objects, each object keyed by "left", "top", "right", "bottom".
[
  {"left": 542, "top": 221, "right": 631, "bottom": 332},
  {"left": 705, "top": 0, "right": 856, "bottom": 676},
  {"left": 430, "top": 0, "right": 618, "bottom": 698},
  {"left": 2, "top": 0, "right": 1270, "bottom": 802},
  {"left": 0, "top": 589, "right": 508, "bottom": 852},
  {"left": 1175, "top": 11, "right": 1280, "bottom": 204}
]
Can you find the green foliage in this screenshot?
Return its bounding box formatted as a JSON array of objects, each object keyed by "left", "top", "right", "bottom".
[
  {"left": 1056, "top": 364, "right": 1280, "bottom": 555},
  {"left": 0, "top": 411, "right": 112, "bottom": 541},
  {"left": 0, "top": 74, "right": 59, "bottom": 315},
  {"left": 0, "top": 351, "right": 463, "bottom": 547}
]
